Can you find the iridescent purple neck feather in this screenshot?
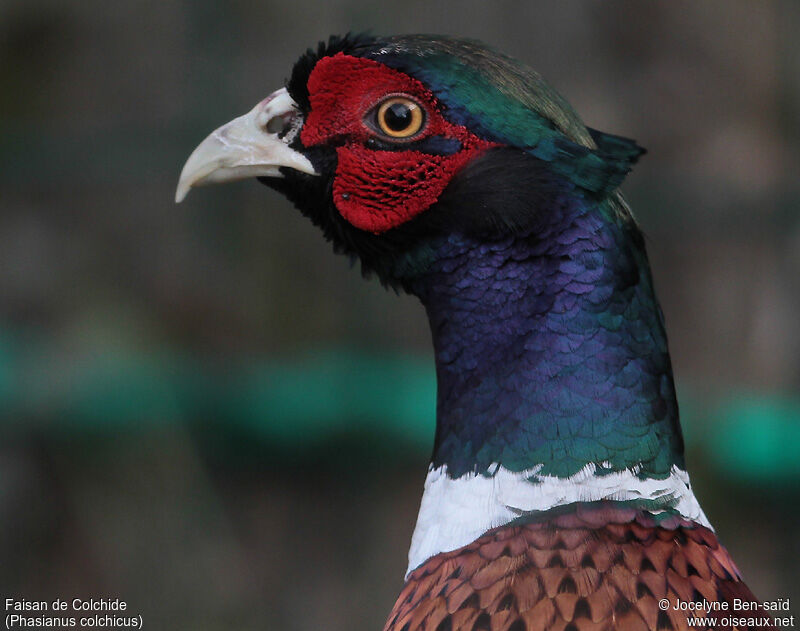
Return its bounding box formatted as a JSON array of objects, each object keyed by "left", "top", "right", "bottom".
[{"left": 408, "top": 191, "right": 684, "bottom": 483}]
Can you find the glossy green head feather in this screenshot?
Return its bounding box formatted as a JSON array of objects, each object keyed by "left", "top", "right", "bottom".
[
  {"left": 359, "top": 35, "right": 645, "bottom": 197},
  {"left": 364, "top": 35, "right": 596, "bottom": 149}
]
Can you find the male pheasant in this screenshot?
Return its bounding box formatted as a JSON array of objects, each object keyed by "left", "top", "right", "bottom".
[{"left": 177, "top": 34, "right": 770, "bottom": 631}]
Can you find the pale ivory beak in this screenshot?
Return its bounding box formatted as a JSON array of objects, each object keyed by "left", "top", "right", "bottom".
[{"left": 175, "top": 88, "right": 317, "bottom": 203}]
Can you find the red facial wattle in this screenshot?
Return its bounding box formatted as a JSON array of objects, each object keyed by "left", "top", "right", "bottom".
[{"left": 300, "top": 54, "right": 499, "bottom": 234}]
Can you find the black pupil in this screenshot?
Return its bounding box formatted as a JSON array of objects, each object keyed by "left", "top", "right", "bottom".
[{"left": 384, "top": 102, "right": 412, "bottom": 132}]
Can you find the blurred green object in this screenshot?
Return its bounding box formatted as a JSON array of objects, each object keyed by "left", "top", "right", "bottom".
[
  {"left": 227, "top": 349, "right": 435, "bottom": 449},
  {"left": 713, "top": 394, "right": 800, "bottom": 485},
  {"left": 1, "top": 331, "right": 436, "bottom": 449},
  {"left": 2, "top": 328, "right": 798, "bottom": 483}
]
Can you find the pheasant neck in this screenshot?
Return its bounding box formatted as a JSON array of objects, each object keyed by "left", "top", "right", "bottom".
[
  {"left": 414, "top": 196, "right": 685, "bottom": 479},
  {"left": 404, "top": 195, "right": 710, "bottom": 575}
]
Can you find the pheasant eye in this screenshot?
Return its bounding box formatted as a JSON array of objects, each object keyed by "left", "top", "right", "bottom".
[{"left": 375, "top": 97, "right": 424, "bottom": 139}]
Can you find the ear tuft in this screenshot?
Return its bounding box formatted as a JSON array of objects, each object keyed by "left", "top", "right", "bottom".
[
  {"left": 589, "top": 128, "right": 647, "bottom": 168},
  {"left": 528, "top": 130, "right": 645, "bottom": 197}
]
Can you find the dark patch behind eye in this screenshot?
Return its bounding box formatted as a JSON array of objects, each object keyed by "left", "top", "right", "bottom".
[{"left": 366, "top": 135, "right": 462, "bottom": 156}]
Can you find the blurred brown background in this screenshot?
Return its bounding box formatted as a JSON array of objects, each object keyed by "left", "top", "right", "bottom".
[{"left": 1, "top": 1, "right": 799, "bottom": 629}]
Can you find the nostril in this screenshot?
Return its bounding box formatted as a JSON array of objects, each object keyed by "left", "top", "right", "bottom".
[{"left": 265, "top": 115, "right": 287, "bottom": 134}]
